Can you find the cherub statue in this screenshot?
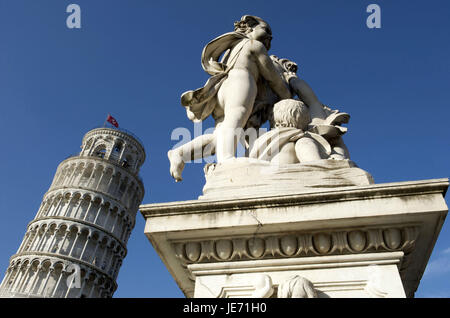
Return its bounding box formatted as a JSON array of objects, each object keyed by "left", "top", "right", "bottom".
[
  {"left": 249, "top": 99, "right": 332, "bottom": 164},
  {"left": 247, "top": 55, "right": 351, "bottom": 160},
  {"left": 168, "top": 15, "right": 291, "bottom": 181},
  {"left": 168, "top": 16, "right": 351, "bottom": 182}
]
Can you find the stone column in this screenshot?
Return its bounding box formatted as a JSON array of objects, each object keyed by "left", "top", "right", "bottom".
[{"left": 38, "top": 267, "right": 54, "bottom": 296}]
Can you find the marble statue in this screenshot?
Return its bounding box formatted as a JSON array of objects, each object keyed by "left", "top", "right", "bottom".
[
  {"left": 142, "top": 16, "right": 448, "bottom": 301},
  {"left": 251, "top": 55, "right": 351, "bottom": 159},
  {"left": 250, "top": 275, "right": 274, "bottom": 298},
  {"left": 249, "top": 99, "right": 332, "bottom": 164},
  {"left": 168, "top": 15, "right": 351, "bottom": 182},
  {"left": 168, "top": 15, "right": 291, "bottom": 181}
]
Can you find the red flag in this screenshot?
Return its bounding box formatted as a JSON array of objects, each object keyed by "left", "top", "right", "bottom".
[{"left": 106, "top": 114, "right": 119, "bottom": 128}]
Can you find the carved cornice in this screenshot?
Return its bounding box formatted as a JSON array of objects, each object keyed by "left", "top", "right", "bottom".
[
  {"left": 141, "top": 178, "right": 448, "bottom": 217},
  {"left": 172, "top": 226, "right": 420, "bottom": 266}
]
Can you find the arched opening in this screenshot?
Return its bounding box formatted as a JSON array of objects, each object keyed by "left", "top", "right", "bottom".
[
  {"left": 46, "top": 262, "right": 64, "bottom": 297},
  {"left": 83, "top": 138, "right": 94, "bottom": 155},
  {"left": 71, "top": 228, "right": 89, "bottom": 259},
  {"left": 58, "top": 193, "right": 72, "bottom": 217},
  {"left": 109, "top": 172, "right": 121, "bottom": 195},
  {"left": 125, "top": 184, "right": 135, "bottom": 208},
  {"left": 113, "top": 211, "right": 125, "bottom": 237},
  {"left": 67, "top": 193, "right": 82, "bottom": 218},
  {"left": 93, "top": 145, "right": 107, "bottom": 159},
  {"left": 121, "top": 154, "right": 134, "bottom": 170},
  {"left": 98, "top": 167, "right": 113, "bottom": 192},
  {"left": 90, "top": 165, "right": 104, "bottom": 188},
  {"left": 80, "top": 164, "right": 94, "bottom": 187},
  {"left": 81, "top": 232, "right": 99, "bottom": 262},
  {"left": 110, "top": 141, "right": 123, "bottom": 161},
  {"left": 90, "top": 198, "right": 103, "bottom": 224},
  {"left": 118, "top": 177, "right": 128, "bottom": 197},
  {"left": 72, "top": 162, "right": 85, "bottom": 184}
]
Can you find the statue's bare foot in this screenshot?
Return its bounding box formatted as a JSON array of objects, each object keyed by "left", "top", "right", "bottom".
[{"left": 168, "top": 149, "right": 185, "bottom": 182}]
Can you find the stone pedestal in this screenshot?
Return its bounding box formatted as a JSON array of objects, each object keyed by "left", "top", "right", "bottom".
[{"left": 140, "top": 178, "right": 448, "bottom": 298}]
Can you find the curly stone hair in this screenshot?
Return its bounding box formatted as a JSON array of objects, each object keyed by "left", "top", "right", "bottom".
[
  {"left": 234, "top": 15, "right": 269, "bottom": 34},
  {"left": 273, "top": 99, "right": 310, "bottom": 130}
]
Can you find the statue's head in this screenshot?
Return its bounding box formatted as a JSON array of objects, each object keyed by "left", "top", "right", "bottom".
[
  {"left": 234, "top": 15, "right": 272, "bottom": 50},
  {"left": 273, "top": 99, "right": 310, "bottom": 130}
]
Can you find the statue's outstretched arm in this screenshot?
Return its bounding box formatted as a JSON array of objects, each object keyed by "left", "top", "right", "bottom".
[
  {"left": 251, "top": 41, "right": 291, "bottom": 100},
  {"left": 289, "top": 77, "right": 327, "bottom": 121}
]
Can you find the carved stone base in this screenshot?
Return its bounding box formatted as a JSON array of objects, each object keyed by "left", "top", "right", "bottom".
[
  {"left": 200, "top": 158, "right": 374, "bottom": 200},
  {"left": 140, "top": 178, "right": 448, "bottom": 298},
  {"left": 189, "top": 252, "right": 405, "bottom": 298}
]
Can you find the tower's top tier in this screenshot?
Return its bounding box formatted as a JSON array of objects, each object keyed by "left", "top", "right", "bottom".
[{"left": 79, "top": 127, "right": 146, "bottom": 175}]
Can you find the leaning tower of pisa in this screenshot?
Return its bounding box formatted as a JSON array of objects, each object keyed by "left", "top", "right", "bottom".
[{"left": 0, "top": 127, "right": 146, "bottom": 298}]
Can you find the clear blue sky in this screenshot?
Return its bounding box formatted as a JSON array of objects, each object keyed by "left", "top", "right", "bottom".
[{"left": 0, "top": 0, "right": 449, "bottom": 297}]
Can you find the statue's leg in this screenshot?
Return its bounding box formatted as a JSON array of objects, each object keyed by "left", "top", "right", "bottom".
[
  {"left": 329, "top": 136, "right": 350, "bottom": 160},
  {"left": 216, "top": 70, "right": 257, "bottom": 162},
  {"left": 295, "top": 137, "right": 323, "bottom": 162},
  {"left": 168, "top": 134, "right": 215, "bottom": 182}
]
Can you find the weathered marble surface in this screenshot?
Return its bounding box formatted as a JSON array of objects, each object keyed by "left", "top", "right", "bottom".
[
  {"left": 201, "top": 158, "right": 374, "bottom": 200},
  {"left": 168, "top": 16, "right": 351, "bottom": 182},
  {"left": 141, "top": 178, "right": 449, "bottom": 298},
  {"left": 151, "top": 15, "right": 449, "bottom": 300}
]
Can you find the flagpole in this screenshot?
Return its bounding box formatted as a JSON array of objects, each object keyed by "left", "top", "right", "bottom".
[{"left": 103, "top": 114, "right": 109, "bottom": 128}]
